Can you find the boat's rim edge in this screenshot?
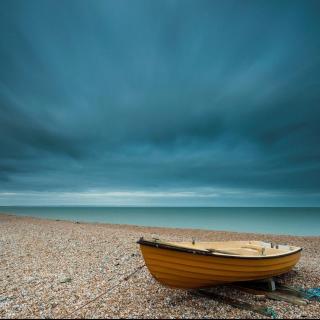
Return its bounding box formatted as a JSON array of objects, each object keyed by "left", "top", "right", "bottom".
[{"left": 137, "top": 238, "right": 302, "bottom": 260}]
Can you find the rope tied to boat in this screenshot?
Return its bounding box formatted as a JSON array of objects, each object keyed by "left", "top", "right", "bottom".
[{"left": 62, "top": 264, "right": 146, "bottom": 319}]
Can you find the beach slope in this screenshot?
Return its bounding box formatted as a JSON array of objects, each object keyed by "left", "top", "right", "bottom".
[{"left": 0, "top": 214, "right": 319, "bottom": 318}]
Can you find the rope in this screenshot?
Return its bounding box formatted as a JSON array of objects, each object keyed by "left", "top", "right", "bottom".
[
  {"left": 62, "top": 264, "right": 145, "bottom": 319},
  {"left": 301, "top": 288, "right": 320, "bottom": 301},
  {"left": 265, "top": 307, "right": 278, "bottom": 319}
]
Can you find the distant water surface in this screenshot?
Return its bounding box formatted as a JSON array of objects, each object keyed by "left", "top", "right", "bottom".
[{"left": 0, "top": 206, "right": 319, "bottom": 236}]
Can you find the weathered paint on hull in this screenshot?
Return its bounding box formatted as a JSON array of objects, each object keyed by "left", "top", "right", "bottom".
[{"left": 140, "top": 245, "right": 301, "bottom": 289}]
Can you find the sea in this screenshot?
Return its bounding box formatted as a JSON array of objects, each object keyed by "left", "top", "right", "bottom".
[{"left": 0, "top": 206, "right": 319, "bottom": 236}]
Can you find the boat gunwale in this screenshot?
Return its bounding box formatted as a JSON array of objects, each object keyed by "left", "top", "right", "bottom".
[{"left": 137, "top": 238, "right": 302, "bottom": 260}]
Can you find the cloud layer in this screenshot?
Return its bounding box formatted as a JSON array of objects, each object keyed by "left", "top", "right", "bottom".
[{"left": 0, "top": 0, "right": 320, "bottom": 205}]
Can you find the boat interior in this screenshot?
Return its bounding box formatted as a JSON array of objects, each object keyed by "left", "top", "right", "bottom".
[{"left": 142, "top": 239, "right": 301, "bottom": 258}]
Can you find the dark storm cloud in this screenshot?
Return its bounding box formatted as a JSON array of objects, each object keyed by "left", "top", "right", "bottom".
[{"left": 0, "top": 0, "right": 320, "bottom": 204}]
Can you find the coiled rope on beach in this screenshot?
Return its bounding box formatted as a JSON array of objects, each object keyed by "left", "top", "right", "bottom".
[{"left": 301, "top": 288, "right": 320, "bottom": 301}]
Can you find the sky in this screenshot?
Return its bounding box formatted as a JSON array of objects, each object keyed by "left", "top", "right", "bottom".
[{"left": 0, "top": 0, "right": 320, "bottom": 206}]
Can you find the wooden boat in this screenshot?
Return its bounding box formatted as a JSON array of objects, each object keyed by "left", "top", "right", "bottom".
[{"left": 137, "top": 237, "right": 302, "bottom": 289}]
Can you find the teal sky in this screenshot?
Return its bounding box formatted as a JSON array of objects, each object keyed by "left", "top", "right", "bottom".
[{"left": 0, "top": 0, "right": 320, "bottom": 206}]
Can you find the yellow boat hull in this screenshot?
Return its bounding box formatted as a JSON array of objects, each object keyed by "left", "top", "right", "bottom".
[{"left": 138, "top": 240, "right": 301, "bottom": 289}]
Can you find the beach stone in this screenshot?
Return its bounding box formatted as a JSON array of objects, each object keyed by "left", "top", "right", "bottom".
[{"left": 59, "top": 276, "right": 72, "bottom": 283}]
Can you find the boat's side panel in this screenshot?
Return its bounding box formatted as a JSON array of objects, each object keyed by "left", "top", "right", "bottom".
[{"left": 140, "top": 245, "right": 301, "bottom": 289}]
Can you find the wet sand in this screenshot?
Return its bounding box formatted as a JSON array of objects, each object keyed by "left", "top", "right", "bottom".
[{"left": 0, "top": 213, "right": 319, "bottom": 318}]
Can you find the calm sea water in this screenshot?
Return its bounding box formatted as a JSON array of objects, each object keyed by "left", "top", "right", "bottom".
[{"left": 0, "top": 206, "right": 319, "bottom": 236}]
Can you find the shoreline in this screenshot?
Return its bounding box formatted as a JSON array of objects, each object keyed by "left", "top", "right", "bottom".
[
  {"left": 1, "top": 211, "right": 319, "bottom": 238},
  {"left": 0, "top": 213, "right": 319, "bottom": 318}
]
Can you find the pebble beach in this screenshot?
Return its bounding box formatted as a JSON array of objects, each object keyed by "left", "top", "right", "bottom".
[{"left": 0, "top": 213, "right": 319, "bottom": 319}]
